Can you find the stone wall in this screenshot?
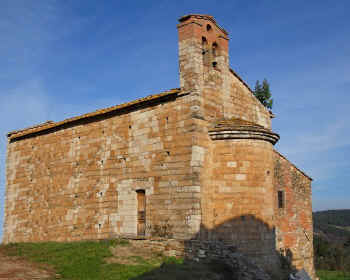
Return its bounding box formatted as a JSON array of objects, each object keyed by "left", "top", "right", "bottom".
[
  {"left": 127, "top": 238, "right": 275, "bottom": 279},
  {"left": 178, "top": 15, "right": 271, "bottom": 128},
  {"left": 177, "top": 16, "right": 280, "bottom": 272},
  {"left": 202, "top": 68, "right": 271, "bottom": 128},
  {"left": 3, "top": 94, "right": 202, "bottom": 243},
  {"left": 274, "top": 151, "right": 315, "bottom": 278},
  {"left": 198, "top": 132, "right": 280, "bottom": 274},
  {"left": 128, "top": 238, "right": 185, "bottom": 257}
]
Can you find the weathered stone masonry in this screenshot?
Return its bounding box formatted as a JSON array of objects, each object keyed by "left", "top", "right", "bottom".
[
  {"left": 4, "top": 91, "right": 201, "bottom": 241},
  {"left": 3, "top": 14, "right": 315, "bottom": 278}
]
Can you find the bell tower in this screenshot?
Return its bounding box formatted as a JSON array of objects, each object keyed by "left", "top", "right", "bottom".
[{"left": 177, "top": 14, "right": 230, "bottom": 119}]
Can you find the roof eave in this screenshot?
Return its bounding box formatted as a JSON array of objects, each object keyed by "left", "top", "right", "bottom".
[{"left": 8, "top": 88, "right": 184, "bottom": 141}]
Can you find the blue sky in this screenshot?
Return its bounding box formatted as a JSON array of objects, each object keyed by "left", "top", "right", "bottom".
[{"left": 0, "top": 0, "right": 349, "bottom": 241}]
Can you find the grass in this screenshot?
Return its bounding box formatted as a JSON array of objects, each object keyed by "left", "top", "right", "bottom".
[
  {"left": 0, "top": 240, "right": 228, "bottom": 280},
  {"left": 317, "top": 270, "right": 350, "bottom": 280},
  {"left": 0, "top": 239, "right": 174, "bottom": 280},
  {"left": 3, "top": 240, "right": 349, "bottom": 280}
]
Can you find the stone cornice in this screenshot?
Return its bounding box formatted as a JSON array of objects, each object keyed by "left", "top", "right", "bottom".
[{"left": 208, "top": 125, "right": 280, "bottom": 145}]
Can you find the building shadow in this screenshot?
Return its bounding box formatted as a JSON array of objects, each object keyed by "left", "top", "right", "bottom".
[{"left": 128, "top": 215, "right": 299, "bottom": 280}]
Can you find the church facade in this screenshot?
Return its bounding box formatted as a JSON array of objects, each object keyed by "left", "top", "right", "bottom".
[{"left": 3, "top": 15, "right": 315, "bottom": 277}]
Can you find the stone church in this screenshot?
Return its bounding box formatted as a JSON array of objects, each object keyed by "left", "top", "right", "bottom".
[{"left": 3, "top": 15, "right": 315, "bottom": 277}]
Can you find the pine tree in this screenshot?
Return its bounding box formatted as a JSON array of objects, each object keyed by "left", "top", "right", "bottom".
[{"left": 253, "top": 79, "right": 273, "bottom": 109}]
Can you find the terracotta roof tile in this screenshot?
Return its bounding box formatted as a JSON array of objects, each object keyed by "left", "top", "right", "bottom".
[
  {"left": 8, "top": 121, "right": 54, "bottom": 137},
  {"left": 208, "top": 117, "right": 280, "bottom": 145},
  {"left": 8, "top": 88, "right": 182, "bottom": 140},
  {"left": 213, "top": 117, "right": 264, "bottom": 129},
  {"left": 178, "top": 14, "right": 229, "bottom": 36}
]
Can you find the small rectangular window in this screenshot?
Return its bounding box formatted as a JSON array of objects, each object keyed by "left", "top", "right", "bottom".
[{"left": 278, "top": 190, "right": 284, "bottom": 209}]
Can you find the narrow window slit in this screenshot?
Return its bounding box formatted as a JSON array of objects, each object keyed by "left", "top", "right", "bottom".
[
  {"left": 212, "top": 42, "right": 218, "bottom": 56},
  {"left": 278, "top": 191, "right": 284, "bottom": 209}
]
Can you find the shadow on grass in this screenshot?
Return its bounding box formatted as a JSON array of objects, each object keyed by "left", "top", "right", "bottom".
[
  {"left": 129, "top": 215, "right": 304, "bottom": 280},
  {"left": 129, "top": 258, "right": 233, "bottom": 280}
]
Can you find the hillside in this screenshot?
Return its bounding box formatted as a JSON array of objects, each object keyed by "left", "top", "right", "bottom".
[
  {"left": 313, "top": 209, "right": 350, "bottom": 273},
  {"left": 313, "top": 209, "right": 350, "bottom": 243}
]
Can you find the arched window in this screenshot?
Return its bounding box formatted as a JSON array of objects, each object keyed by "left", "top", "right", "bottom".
[
  {"left": 202, "top": 36, "right": 208, "bottom": 52},
  {"left": 212, "top": 42, "right": 218, "bottom": 68},
  {"left": 212, "top": 42, "right": 218, "bottom": 57},
  {"left": 202, "top": 36, "right": 210, "bottom": 66}
]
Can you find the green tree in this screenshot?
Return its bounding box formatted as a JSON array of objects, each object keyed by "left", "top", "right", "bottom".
[{"left": 253, "top": 79, "right": 273, "bottom": 109}]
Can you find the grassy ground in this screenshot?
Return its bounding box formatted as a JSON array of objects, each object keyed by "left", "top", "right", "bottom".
[
  {"left": 317, "top": 270, "right": 350, "bottom": 280},
  {"left": 0, "top": 240, "right": 228, "bottom": 280},
  {"left": 2, "top": 240, "right": 349, "bottom": 280},
  {"left": 0, "top": 240, "right": 162, "bottom": 279}
]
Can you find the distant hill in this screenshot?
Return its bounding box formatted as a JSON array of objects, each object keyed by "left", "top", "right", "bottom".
[
  {"left": 313, "top": 210, "right": 350, "bottom": 272},
  {"left": 313, "top": 209, "right": 350, "bottom": 243}
]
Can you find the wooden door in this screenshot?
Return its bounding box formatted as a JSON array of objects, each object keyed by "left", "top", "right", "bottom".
[{"left": 137, "top": 190, "right": 146, "bottom": 236}]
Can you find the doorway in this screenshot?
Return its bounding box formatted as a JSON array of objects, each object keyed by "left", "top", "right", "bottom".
[{"left": 136, "top": 190, "right": 146, "bottom": 236}]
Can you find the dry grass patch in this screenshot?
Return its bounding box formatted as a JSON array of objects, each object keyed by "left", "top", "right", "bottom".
[
  {"left": 106, "top": 242, "right": 163, "bottom": 265},
  {"left": 0, "top": 251, "right": 56, "bottom": 280}
]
